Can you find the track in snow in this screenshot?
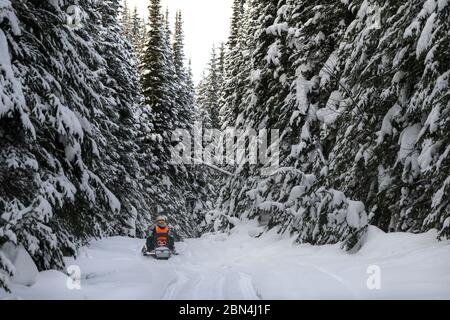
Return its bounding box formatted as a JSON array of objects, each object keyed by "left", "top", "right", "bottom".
[{"left": 2, "top": 223, "right": 450, "bottom": 299}]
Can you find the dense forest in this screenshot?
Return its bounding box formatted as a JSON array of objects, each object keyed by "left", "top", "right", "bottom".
[
  {"left": 1, "top": 0, "right": 449, "bottom": 292},
  {"left": 197, "top": 0, "right": 450, "bottom": 250},
  {"left": 0, "top": 0, "right": 212, "bottom": 291}
]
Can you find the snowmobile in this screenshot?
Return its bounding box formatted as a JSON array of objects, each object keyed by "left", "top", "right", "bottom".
[{"left": 142, "top": 239, "right": 172, "bottom": 260}]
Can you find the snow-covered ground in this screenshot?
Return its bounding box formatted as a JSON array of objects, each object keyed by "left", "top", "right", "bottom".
[{"left": 1, "top": 222, "right": 450, "bottom": 299}]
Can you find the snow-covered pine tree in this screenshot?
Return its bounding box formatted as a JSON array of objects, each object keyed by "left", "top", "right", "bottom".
[
  {"left": 196, "top": 72, "right": 213, "bottom": 126},
  {"left": 140, "top": 0, "right": 178, "bottom": 150},
  {"left": 186, "top": 59, "right": 196, "bottom": 106},
  {"left": 130, "top": 7, "right": 140, "bottom": 44},
  {"left": 120, "top": 0, "right": 132, "bottom": 40},
  {"left": 196, "top": 46, "right": 222, "bottom": 128},
  {"left": 173, "top": 10, "right": 194, "bottom": 131},
  {"left": 218, "top": 43, "right": 226, "bottom": 89},
  {"left": 172, "top": 11, "right": 185, "bottom": 77},
  {"left": 129, "top": 6, "right": 146, "bottom": 59},
  {"left": 219, "top": 0, "right": 247, "bottom": 128}
]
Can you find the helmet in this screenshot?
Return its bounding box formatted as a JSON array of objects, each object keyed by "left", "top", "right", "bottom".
[{"left": 155, "top": 215, "right": 167, "bottom": 227}]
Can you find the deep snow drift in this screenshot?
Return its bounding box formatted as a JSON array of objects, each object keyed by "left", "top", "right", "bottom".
[{"left": 1, "top": 222, "right": 450, "bottom": 299}]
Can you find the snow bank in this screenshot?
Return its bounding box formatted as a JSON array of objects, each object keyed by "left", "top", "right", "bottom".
[
  {"left": 1, "top": 243, "right": 38, "bottom": 287},
  {"left": 358, "top": 226, "right": 439, "bottom": 257}
]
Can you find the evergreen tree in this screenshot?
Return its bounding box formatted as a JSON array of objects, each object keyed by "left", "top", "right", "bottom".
[
  {"left": 228, "top": 0, "right": 246, "bottom": 49},
  {"left": 217, "top": 43, "right": 226, "bottom": 93},
  {"left": 173, "top": 11, "right": 185, "bottom": 77},
  {"left": 196, "top": 72, "right": 213, "bottom": 126},
  {"left": 197, "top": 46, "right": 222, "bottom": 128},
  {"left": 219, "top": 0, "right": 248, "bottom": 128},
  {"left": 172, "top": 10, "right": 194, "bottom": 131},
  {"left": 140, "top": 0, "right": 178, "bottom": 146},
  {"left": 121, "top": 0, "right": 132, "bottom": 39},
  {"left": 129, "top": 6, "right": 146, "bottom": 58},
  {"left": 186, "top": 59, "right": 196, "bottom": 102}
]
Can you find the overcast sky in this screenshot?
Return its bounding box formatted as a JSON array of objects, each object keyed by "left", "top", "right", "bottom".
[{"left": 124, "top": 0, "right": 233, "bottom": 84}]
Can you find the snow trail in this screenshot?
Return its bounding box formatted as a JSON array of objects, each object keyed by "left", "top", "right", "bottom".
[{"left": 1, "top": 222, "right": 450, "bottom": 300}]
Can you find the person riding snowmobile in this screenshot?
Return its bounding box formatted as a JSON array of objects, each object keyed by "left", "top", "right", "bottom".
[{"left": 145, "top": 215, "right": 177, "bottom": 254}]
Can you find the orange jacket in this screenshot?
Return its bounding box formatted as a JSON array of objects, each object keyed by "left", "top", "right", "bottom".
[{"left": 155, "top": 225, "right": 169, "bottom": 242}]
